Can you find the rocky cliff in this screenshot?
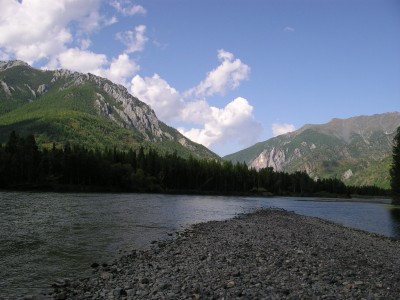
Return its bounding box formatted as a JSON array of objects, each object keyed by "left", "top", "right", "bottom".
[
  {"left": 224, "top": 112, "right": 400, "bottom": 188},
  {"left": 0, "top": 60, "right": 218, "bottom": 160}
]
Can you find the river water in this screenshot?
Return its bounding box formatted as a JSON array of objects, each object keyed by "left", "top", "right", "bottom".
[{"left": 0, "top": 192, "right": 399, "bottom": 299}]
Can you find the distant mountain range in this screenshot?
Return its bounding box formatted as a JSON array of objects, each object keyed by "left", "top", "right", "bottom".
[
  {"left": 1, "top": 60, "right": 398, "bottom": 189},
  {"left": 224, "top": 112, "right": 400, "bottom": 189},
  {"left": 0, "top": 60, "right": 218, "bottom": 160}
]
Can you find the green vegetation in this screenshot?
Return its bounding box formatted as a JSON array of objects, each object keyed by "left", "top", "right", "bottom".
[
  {"left": 343, "top": 157, "right": 392, "bottom": 189},
  {"left": 390, "top": 127, "right": 400, "bottom": 204},
  {"left": 0, "top": 131, "right": 388, "bottom": 197},
  {"left": 224, "top": 114, "right": 400, "bottom": 189},
  {"left": 1, "top": 62, "right": 396, "bottom": 192},
  {"left": 0, "top": 62, "right": 219, "bottom": 161}
]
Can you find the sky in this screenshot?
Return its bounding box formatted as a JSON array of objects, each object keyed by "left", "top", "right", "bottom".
[{"left": 0, "top": 0, "right": 399, "bottom": 156}]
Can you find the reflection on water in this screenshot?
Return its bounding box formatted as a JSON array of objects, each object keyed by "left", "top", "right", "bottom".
[{"left": 0, "top": 192, "right": 399, "bottom": 299}]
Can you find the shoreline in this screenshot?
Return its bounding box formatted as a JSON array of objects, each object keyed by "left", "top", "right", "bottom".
[
  {"left": 1, "top": 188, "right": 393, "bottom": 206},
  {"left": 51, "top": 209, "right": 400, "bottom": 299}
]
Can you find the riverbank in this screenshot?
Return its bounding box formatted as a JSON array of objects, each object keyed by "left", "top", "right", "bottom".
[{"left": 51, "top": 209, "right": 400, "bottom": 299}]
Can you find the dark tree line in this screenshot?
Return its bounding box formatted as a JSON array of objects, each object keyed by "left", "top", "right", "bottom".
[
  {"left": 390, "top": 126, "right": 400, "bottom": 204},
  {"left": 0, "top": 131, "right": 389, "bottom": 196}
]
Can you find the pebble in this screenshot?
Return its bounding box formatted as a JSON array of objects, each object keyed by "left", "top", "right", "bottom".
[{"left": 51, "top": 209, "right": 400, "bottom": 299}]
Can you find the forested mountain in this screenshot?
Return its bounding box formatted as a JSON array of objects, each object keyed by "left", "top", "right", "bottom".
[
  {"left": 224, "top": 112, "right": 400, "bottom": 189},
  {"left": 0, "top": 60, "right": 218, "bottom": 160},
  {"left": 1, "top": 130, "right": 387, "bottom": 196}
]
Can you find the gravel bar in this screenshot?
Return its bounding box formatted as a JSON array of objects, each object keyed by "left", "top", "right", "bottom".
[{"left": 51, "top": 209, "right": 400, "bottom": 299}]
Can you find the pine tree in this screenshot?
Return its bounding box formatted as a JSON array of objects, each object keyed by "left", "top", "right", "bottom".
[{"left": 390, "top": 126, "right": 400, "bottom": 204}]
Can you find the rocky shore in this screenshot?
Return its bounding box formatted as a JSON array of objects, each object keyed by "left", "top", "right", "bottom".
[{"left": 52, "top": 209, "right": 400, "bottom": 299}]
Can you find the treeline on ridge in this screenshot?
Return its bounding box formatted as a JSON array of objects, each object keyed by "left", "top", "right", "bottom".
[{"left": 0, "top": 131, "right": 389, "bottom": 196}]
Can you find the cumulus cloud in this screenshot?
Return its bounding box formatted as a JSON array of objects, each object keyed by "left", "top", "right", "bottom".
[
  {"left": 131, "top": 72, "right": 262, "bottom": 149},
  {"left": 110, "top": 0, "right": 146, "bottom": 16},
  {"left": 101, "top": 53, "right": 140, "bottom": 86},
  {"left": 185, "top": 49, "right": 250, "bottom": 97},
  {"left": 0, "top": 0, "right": 145, "bottom": 88},
  {"left": 42, "top": 49, "right": 140, "bottom": 86},
  {"left": 130, "top": 50, "right": 261, "bottom": 149},
  {"left": 130, "top": 74, "right": 184, "bottom": 122},
  {"left": 179, "top": 97, "right": 262, "bottom": 147},
  {"left": 0, "top": 1, "right": 261, "bottom": 153},
  {"left": 57, "top": 48, "right": 108, "bottom": 74},
  {"left": 0, "top": 0, "right": 101, "bottom": 63},
  {"left": 116, "top": 25, "right": 148, "bottom": 53},
  {"left": 272, "top": 123, "right": 296, "bottom": 136},
  {"left": 180, "top": 100, "right": 213, "bottom": 124}
]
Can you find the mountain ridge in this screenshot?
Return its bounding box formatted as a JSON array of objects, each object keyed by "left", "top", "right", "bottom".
[
  {"left": 0, "top": 60, "right": 219, "bottom": 160},
  {"left": 224, "top": 112, "right": 400, "bottom": 188}
]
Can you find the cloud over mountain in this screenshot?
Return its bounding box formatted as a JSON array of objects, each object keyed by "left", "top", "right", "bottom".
[
  {"left": 130, "top": 50, "right": 262, "bottom": 150},
  {"left": 0, "top": 0, "right": 144, "bottom": 86},
  {"left": 272, "top": 123, "right": 296, "bottom": 136},
  {"left": 0, "top": 1, "right": 263, "bottom": 153},
  {"left": 178, "top": 97, "right": 262, "bottom": 148}
]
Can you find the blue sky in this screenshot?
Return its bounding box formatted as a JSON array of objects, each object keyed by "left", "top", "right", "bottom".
[{"left": 0, "top": 0, "right": 399, "bottom": 156}]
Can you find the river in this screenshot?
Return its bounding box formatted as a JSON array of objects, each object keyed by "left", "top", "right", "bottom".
[{"left": 0, "top": 192, "right": 399, "bottom": 299}]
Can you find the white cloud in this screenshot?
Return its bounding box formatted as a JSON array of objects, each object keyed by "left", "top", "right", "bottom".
[
  {"left": 110, "top": 0, "right": 146, "bottom": 16},
  {"left": 180, "top": 100, "right": 213, "bottom": 124},
  {"left": 132, "top": 71, "right": 262, "bottom": 148},
  {"left": 78, "top": 38, "right": 91, "bottom": 50},
  {"left": 49, "top": 50, "right": 138, "bottom": 86},
  {"left": 0, "top": 0, "right": 101, "bottom": 63},
  {"left": 179, "top": 97, "right": 262, "bottom": 147},
  {"left": 130, "top": 51, "right": 261, "bottom": 150},
  {"left": 101, "top": 53, "right": 140, "bottom": 86},
  {"left": 284, "top": 26, "right": 295, "bottom": 33},
  {"left": 185, "top": 49, "right": 250, "bottom": 97},
  {"left": 0, "top": 0, "right": 144, "bottom": 88},
  {"left": 104, "top": 15, "right": 118, "bottom": 26},
  {"left": 116, "top": 25, "right": 148, "bottom": 53},
  {"left": 130, "top": 74, "right": 184, "bottom": 122},
  {"left": 272, "top": 123, "right": 296, "bottom": 136},
  {"left": 57, "top": 48, "right": 108, "bottom": 74},
  {"left": 0, "top": 0, "right": 261, "bottom": 153}
]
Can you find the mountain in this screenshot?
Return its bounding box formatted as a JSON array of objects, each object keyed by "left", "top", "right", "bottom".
[
  {"left": 224, "top": 112, "right": 400, "bottom": 189},
  {"left": 0, "top": 60, "right": 218, "bottom": 160}
]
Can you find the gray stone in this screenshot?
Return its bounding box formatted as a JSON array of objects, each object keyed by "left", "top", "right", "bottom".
[
  {"left": 50, "top": 209, "right": 400, "bottom": 300},
  {"left": 37, "top": 84, "right": 48, "bottom": 95}
]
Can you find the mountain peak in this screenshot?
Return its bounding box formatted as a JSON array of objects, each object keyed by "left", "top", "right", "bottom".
[
  {"left": 0, "top": 60, "right": 219, "bottom": 160},
  {"left": 0, "top": 60, "right": 30, "bottom": 71},
  {"left": 224, "top": 112, "right": 400, "bottom": 188}
]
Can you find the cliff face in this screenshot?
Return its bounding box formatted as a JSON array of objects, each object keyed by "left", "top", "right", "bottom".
[
  {"left": 0, "top": 60, "right": 218, "bottom": 160},
  {"left": 49, "top": 68, "right": 167, "bottom": 142},
  {"left": 225, "top": 112, "right": 400, "bottom": 188}
]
